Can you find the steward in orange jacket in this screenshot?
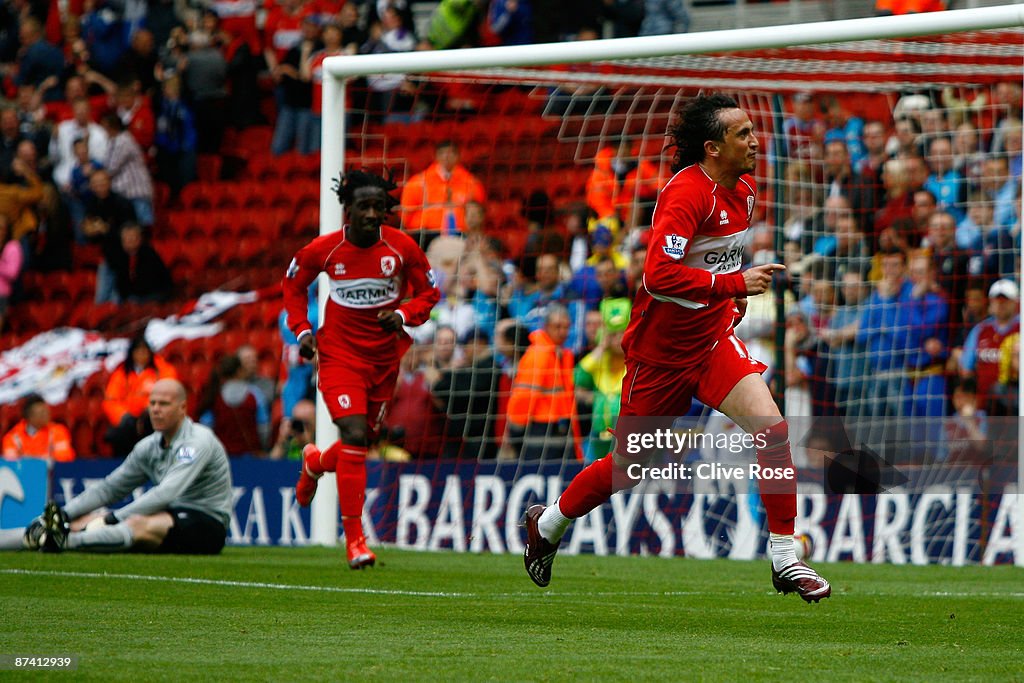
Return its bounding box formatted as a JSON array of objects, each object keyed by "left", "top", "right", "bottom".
[
  {"left": 585, "top": 143, "right": 663, "bottom": 228},
  {"left": 2, "top": 420, "right": 74, "bottom": 461},
  {"left": 103, "top": 353, "right": 178, "bottom": 426},
  {"left": 875, "top": 0, "right": 945, "bottom": 14},
  {"left": 507, "top": 307, "right": 581, "bottom": 459},
  {"left": 2, "top": 394, "right": 74, "bottom": 461},
  {"left": 400, "top": 140, "right": 486, "bottom": 234}
]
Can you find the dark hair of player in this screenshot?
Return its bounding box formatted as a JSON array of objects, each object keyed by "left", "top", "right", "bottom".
[
  {"left": 669, "top": 93, "right": 740, "bottom": 172},
  {"left": 331, "top": 169, "right": 400, "bottom": 211}
]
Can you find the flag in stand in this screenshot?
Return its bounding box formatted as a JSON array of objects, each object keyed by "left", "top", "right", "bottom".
[
  {"left": 0, "top": 288, "right": 279, "bottom": 406},
  {"left": 0, "top": 329, "right": 125, "bottom": 405}
]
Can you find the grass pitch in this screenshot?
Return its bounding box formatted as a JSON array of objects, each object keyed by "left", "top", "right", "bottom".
[{"left": 1, "top": 547, "right": 1022, "bottom": 681}]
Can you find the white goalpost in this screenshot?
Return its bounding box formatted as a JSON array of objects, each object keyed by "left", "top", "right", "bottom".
[{"left": 309, "top": 5, "right": 1024, "bottom": 567}]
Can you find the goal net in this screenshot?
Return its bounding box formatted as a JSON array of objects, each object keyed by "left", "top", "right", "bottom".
[{"left": 315, "top": 8, "right": 1023, "bottom": 566}]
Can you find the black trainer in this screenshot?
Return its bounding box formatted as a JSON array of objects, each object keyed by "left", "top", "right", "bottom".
[
  {"left": 523, "top": 505, "right": 560, "bottom": 588},
  {"left": 771, "top": 561, "right": 831, "bottom": 603},
  {"left": 23, "top": 516, "right": 45, "bottom": 550},
  {"left": 40, "top": 501, "right": 70, "bottom": 553}
]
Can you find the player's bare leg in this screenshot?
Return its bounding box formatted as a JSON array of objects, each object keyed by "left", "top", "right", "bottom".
[{"left": 719, "top": 374, "right": 831, "bottom": 603}]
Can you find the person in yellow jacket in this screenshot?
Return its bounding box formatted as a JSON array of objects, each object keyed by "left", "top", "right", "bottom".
[
  {"left": 574, "top": 298, "right": 630, "bottom": 463},
  {"left": 2, "top": 393, "right": 75, "bottom": 461},
  {"left": 506, "top": 305, "right": 581, "bottom": 460}
]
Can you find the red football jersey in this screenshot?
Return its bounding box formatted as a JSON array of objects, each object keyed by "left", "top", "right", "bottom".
[
  {"left": 970, "top": 317, "right": 1019, "bottom": 404},
  {"left": 282, "top": 225, "right": 440, "bottom": 367},
  {"left": 622, "top": 164, "right": 754, "bottom": 369}
]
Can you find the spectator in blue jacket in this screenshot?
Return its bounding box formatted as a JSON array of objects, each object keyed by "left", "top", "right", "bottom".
[
  {"left": 154, "top": 76, "right": 196, "bottom": 202},
  {"left": 857, "top": 248, "right": 913, "bottom": 419},
  {"left": 899, "top": 250, "right": 949, "bottom": 422},
  {"left": 488, "top": 0, "right": 533, "bottom": 45},
  {"left": 14, "top": 18, "right": 65, "bottom": 101}
]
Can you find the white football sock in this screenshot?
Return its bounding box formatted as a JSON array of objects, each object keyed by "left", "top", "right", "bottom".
[
  {"left": 538, "top": 499, "right": 572, "bottom": 544},
  {"left": 68, "top": 523, "right": 134, "bottom": 552},
  {"left": 0, "top": 528, "right": 27, "bottom": 550},
  {"left": 770, "top": 533, "right": 798, "bottom": 571}
]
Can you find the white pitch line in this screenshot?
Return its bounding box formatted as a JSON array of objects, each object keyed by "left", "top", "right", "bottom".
[
  {"left": 4, "top": 569, "right": 1022, "bottom": 600},
  {"left": 0, "top": 569, "right": 474, "bottom": 598},
  {"left": 918, "top": 591, "right": 1024, "bottom": 598},
  {"left": 0, "top": 569, "right": 700, "bottom": 599}
]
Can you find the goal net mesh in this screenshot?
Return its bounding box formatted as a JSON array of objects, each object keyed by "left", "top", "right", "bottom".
[{"left": 336, "top": 28, "right": 1022, "bottom": 565}]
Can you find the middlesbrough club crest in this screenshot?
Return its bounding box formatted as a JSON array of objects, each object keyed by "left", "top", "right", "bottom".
[
  {"left": 747, "top": 195, "right": 755, "bottom": 221},
  {"left": 380, "top": 256, "right": 396, "bottom": 276}
]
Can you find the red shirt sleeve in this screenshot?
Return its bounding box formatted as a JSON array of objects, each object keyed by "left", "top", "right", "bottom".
[
  {"left": 394, "top": 233, "right": 440, "bottom": 326},
  {"left": 643, "top": 181, "right": 746, "bottom": 306},
  {"left": 282, "top": 239, "right": 324, "bottom": 339}
]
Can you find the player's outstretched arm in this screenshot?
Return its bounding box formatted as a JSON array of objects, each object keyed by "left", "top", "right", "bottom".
[
  {"left": 63, "top": 455, "right": 150, "bottom": 521},
  {"left": 741, "top": 264, "right": 785, "bottom": 296}
]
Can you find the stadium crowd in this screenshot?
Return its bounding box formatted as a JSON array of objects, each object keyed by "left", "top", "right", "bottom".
[{"left": 0, "top": 0, "right": 1019, "bottom": 464}]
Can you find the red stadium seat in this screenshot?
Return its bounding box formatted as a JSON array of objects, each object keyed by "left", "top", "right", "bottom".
[
  {"left": 166, "top": 208, "right": 207, "bottom": 240},
  {"left": 293, "top": 180, "right": 319, "bottom": 213},
  {"left": 72, "top": 243, "right": 104, "bottom": 269},
  {"left": 186, "top": 341, "right": 212, "bottom": 366},
  {"left": 38, "top": 301, "right": 71, "bottom": 328},
  {"left": 196, "top": 154, "right": 223, "bottom": 183},
  {"left": 92, "top": 418, "right": 113, "bottom": 458},
  {"left": 267, "top": 184, "right": 295, "bottom": 210},
  {"left": 237, "top": 126, "right": 273, "bottom": 152},
  {"left": 209, "top": 182, "right": 242, "bottom": 209},
  {"left": 253, "top": 300, "right": 283, "bottom": 334},
  {"left": 249, "top": 154, "right": 282, "bottom": 182},
  {"left": 208, "top": 210, "right": 237, "bottom": 242},
  {"left": 220, "top": 329, "right": 250, "bottom": 354},
  {"left": 64, "top": 395, "right": 88, "bottom": 424},
  {"left": 265, "top": 208, "right": 291, "bottom": 238},
  {"left": 88, "top": 303, "right": 120, "bottom": 331},
  {"left": 277, "top": 152, "right": 305, "bottom": 181},
  {"left": 72, "top": 419, "right": 94, "bottom": 459},
  {"left": 293, "top": 205, "right": 319, "bottom": 236},
  {"left": 180, "top": 183, "right": 213, "bottom": 210},
  {"left": 70, "top": 271, "right": 97, "bottom": 304},
  {"left": 238, "top": 182, "right": 268, "bottom": 210},
  {"left": 82, "top": 370, "right": 109, "bottom": 398}
]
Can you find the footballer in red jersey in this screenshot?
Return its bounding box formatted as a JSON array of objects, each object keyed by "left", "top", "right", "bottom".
[
  {"left": 960, "top": 278, "right": 1019, "bottom": 408},
  {"left": 524, "top": 94, "right": 831, "bottom": 602},
  {"left": 282, "top": 169, "right": 440, "bottom": 569}
]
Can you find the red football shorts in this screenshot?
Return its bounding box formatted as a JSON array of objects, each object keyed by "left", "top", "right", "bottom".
[
  {"left": 619, "top": 331, "right": 767, "bottom": 418},
  {"left": 318, "top": 358, "right": 399, "bottom": 431}
]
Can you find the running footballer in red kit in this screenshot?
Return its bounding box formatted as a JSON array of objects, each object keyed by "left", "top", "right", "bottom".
[
  {"left": 282, "top": 169, "right": 440, "bottom": 569},
  {"left": 524, "top": 94, "right": 831, "bottom": 602}
]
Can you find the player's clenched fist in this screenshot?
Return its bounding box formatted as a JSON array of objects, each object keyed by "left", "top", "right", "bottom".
[
  {"left": 741, "top": 263, "right": 785, "bottom": 296},
  {"left": 298, "top": 333, "right": 317, "bottom": 360},
  {"left": 377, "top": 310, "right": 404, "bottom": 332}
]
